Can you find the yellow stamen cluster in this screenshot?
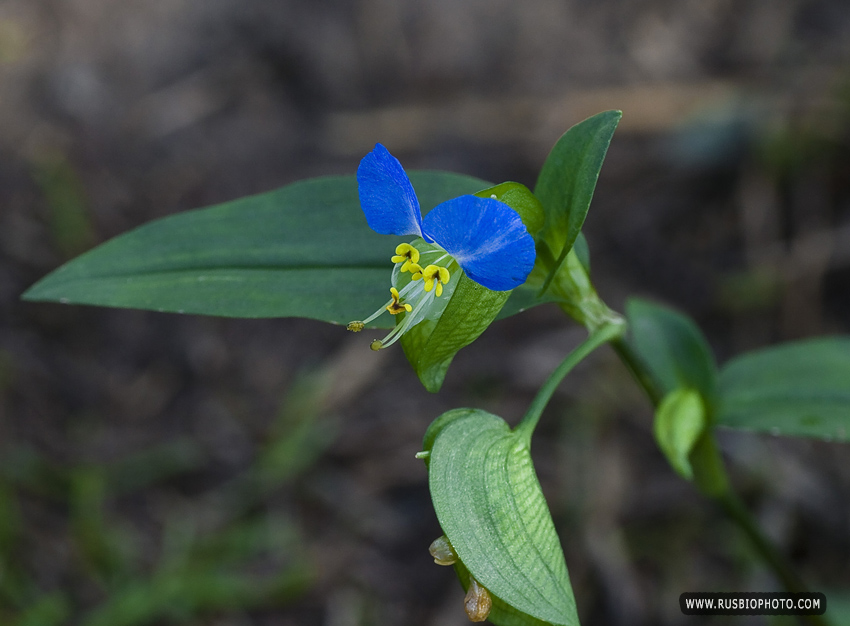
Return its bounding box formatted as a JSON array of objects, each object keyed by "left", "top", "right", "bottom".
[
  {"left": 419, "top": 264, "right": 451, "bottom": 297},
  {"left": 386, "top": 287, "right": 412, "bottom": 315},
  {"left": 391, "top": 243, "right": 421, "bottom": 273},
  {"left": 347, "top": 243, "right": 455, "bottom": 349}
]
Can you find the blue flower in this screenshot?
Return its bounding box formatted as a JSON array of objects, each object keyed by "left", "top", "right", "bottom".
[{"left": 348, "top": 143, "right": 536, "bottom": 349}]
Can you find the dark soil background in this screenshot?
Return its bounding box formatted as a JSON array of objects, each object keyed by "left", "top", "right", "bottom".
[{"left": 2, "top": 1, "right": 850, "bottom": 625}]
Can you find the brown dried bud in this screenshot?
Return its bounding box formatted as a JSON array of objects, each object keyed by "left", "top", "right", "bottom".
[
  {"left": 428, "top": 535, "right": 457, "bottom": 566},
  {"left": 464, "top": 577, "right": 492, "bottom": 622}
]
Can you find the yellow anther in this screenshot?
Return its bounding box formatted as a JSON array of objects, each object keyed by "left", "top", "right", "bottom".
[
  {"left": 347, "top": 321, "right": 365, "bottom": 332},
  {"left": 422, "top": 265, "right": 450, "bottom": 297},
  {"left": 386, "top": 287, "right": 413, "bottom": 315},
  {"left": 370, "top": 339, "right": 383, "bottom": 351},
  {"left": 391, "top": 243, "right": 420, "bottom": 273}
]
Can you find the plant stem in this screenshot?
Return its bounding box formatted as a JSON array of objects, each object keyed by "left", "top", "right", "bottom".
[
  {"left": 717, "top": 492, "right": 805, "bottom": 593},
  {"left": 607, "top": 320, "right": 827, "bottom": 625},
  {"left": 717, "top": 492, "right": 829, "bottom": 626},
  {"left": 609, "top": 335, "right": 664, "bottom": 406},
  {"left": 515, "top": 321, "right": 624, "bottom": 444}
]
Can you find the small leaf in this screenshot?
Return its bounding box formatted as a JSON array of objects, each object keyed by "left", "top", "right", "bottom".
[
  {"left": 654, "top": 389, "right": 706, "bottom": 480},
  {"left": 422, "top": 408, "right": 579, "bottom": 626},
  {"left": 626, "top": 298, "right": 718, "bottom": 407},
  {"left": 534, "top": 110, "right": 621, "bottom": 282},
  {"left": 23, "top": 172, "right": 489, "bottom": 325},
  {"left": 717, "top": 337, "right": 850, "bottom": 441}
]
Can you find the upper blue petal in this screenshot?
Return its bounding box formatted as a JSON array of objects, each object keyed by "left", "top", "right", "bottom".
[
  {"left": 356, "top": 144, "right": 427, "bottom": 240},
  {"left": 422, "top": 196, "right": 536, "bottom": 291}
]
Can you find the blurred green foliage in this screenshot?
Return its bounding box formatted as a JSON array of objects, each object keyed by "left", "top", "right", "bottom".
[
  {"left": 31, "top": 154, "right": 96, "bottom": 260},
  {"left": 0, "top": 371, "right": 337, "bottom": 626}
]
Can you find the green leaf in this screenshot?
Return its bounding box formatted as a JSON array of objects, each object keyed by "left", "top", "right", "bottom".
[
  {"left": 654, "top": 389, "right": 706, "bottom": 480},
  {"left": 717, "top": 337, "right": 850, "bottom": 441},
  {"left": 22, "top": 172, "right": 489, "bottom": 325},
  {"left": 422, "top": 409, "right": 579, "bottom": 626},
  {"left": 534, "top": 110, "right": 621, "bottom": 285},
  {"left": 626, "top": 298, "right": 718, "bottom": 407}
]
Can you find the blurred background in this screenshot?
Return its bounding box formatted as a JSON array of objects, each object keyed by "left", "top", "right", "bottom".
[{"left": 2, "top": 1, "right": 850, "bottom": 625}]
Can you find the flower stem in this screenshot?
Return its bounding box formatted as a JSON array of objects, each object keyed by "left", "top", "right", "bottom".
[{"left": 514, "top": 321, "right": 624, "bottom": 444}]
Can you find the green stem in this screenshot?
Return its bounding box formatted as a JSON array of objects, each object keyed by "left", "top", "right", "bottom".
[
  {"left": 542, "top": 233, "right": 821, "bottom": 622},
  {"left": 609, "top": 336, "right": 665, "bottom": 407},
  {"left": 689, "top": 433, "right": 827, "bottom": 626},
  {"left": 607, "top": 322, "right": 826, "bottom": 625},
  {"left": 515, "top": 322, "right": 624, "bottom": 444},
  {"left": 717, "top": 492, "right": 805, "bottom": 593},
  {"left": 719, "top": 492, "right": 828, "bottom": 626}
]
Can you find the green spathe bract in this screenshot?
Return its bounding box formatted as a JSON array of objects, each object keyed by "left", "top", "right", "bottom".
[
  {"left": 654, "top": 388, "right": 707, "bottom": 480},
  {"left": 422, "top": 408, "right": 579, "bottom": 626},
  {"left": 476, "top": 182, "right": 546, "bottom": 238},
  {"left": 401, "top": 275, "right": 510, "bottom": 393},
  {"left": 399, "top": 182, "right": 544, "bottom": 392}
]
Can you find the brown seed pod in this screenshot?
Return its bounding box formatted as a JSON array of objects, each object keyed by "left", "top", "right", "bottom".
[{"left": 464, "top": 577, "right": 492, "bottom": 622}]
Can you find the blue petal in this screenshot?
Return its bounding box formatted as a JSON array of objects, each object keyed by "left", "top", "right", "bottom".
[
  {"left": 356, "top": 144, "right": 427, "bottom": 239},
  {"left": 422, "top": 196, "right": 536, "bottom": 291}
]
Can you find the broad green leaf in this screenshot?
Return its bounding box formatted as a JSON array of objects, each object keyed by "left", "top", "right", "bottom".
[
  {"left": 422, "top": 408, "right": 579, "bottom": 626},
  {"left": 654, "top": 389, "right": 706, "bottom": 480},
  {"left": 626, "top": 298, "right": 718, "bottom": 407},
  {"left": 534, "top": 110, "right": 621, "bottom": 287},
  {"left": 22, "top": 172, "right": 489, "bottom": 325},
  {"left": 717, "top": 337, "right": 850, "bottom": 441}
]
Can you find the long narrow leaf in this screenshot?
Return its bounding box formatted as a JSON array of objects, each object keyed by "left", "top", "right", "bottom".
[
  {"left": 534, "top": 110, "right": 621, "bottom": 290},
  {"left": 23, "top": 173, "right": 487, "bottom": 325}
]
